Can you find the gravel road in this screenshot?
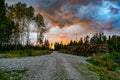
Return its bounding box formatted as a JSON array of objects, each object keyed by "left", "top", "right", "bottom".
[{"left": 0, "top": 51, "right": 99, "bottom": 80}]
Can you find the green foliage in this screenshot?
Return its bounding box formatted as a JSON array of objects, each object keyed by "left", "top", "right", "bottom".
[
  {"left": 84, "top": 35, "right": 90, "bottom": 44},
  {"left": 0, "top": 69, "right": 27, "bottom": 80},
  {"left": 0, "top": 71, "right": 9, "bottom": 80},
  {"left": 0, "top": 0, "right": 6, "bottom": 20},
  {"left": 0, "top": 1, "right": 47, "bottom": 52},
  {"left": 88, "top": 55, "right": 117, "bottom": 70},
  {"left": 59, "top": 32, "right": 120, "bottom": 56},
  {"left": 107, "top": 35, "right": 120, "bottom": 52},
  {"left": 1, "top": 49, "right": 52, "bottom": 58},
  {"left": 90, "top": 32, "right": 107, "bottom": 45},
  {"left": 109, "top": 53, "right": 120, "bottom": 65},
  {"left": 88, "top": 65, "right": 120, "bottom": 80},
  {"left": 54, "top": 42, "right": 67, "bottom": 51},
  {"left": 69, "top": 40, "right": 78, "bottom": 46},
  {"left": 44, "top": 39, "right": 50, "bottom": 48},
  {"left": 35, "top": 13, "right": 46, "bottom": 44},
  {"left": 87, "top": 53, "right": 120, "bottom": 80},
  {"left": 0, "top": 0, "right": 15, "bottom": 49}
]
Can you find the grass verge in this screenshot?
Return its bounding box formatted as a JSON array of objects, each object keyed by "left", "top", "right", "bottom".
[
  {"left": 0, "top": 69, "right": 27, "bottom": 80},
  {"left": 87, "top": 52, "right": 120, "bottom": 80},
  {"left": 0, "top": 49, "right": 52, "bottom": 58}
]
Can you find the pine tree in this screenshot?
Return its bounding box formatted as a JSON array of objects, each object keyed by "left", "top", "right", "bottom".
[
  {"left": 84, "top": 35, "right": 89, "bottom": 45},
  {"left": 0, "top": 0, "right": 15, "bottom": 51},
  {"left": 44, "top": 39, "right": 49, "bottom": 48},
  {"left": 78, "top": 38, "right": 83, "bottom": 46},
  {"left": 0, "top": 0, "right": 6, "bottom": 46}
]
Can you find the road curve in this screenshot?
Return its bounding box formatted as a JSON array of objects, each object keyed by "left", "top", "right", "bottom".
[{"left": 0, "top": 51, "right": 99, "bottom": 80}]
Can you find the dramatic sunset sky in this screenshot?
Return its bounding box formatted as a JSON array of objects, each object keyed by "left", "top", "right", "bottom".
[{"left": 6, "top": 0, "right": 120, "bottom": 44}]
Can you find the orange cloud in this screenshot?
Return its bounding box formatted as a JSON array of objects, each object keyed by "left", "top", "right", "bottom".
[
  {"left": 33, "top": 0, "right": 120, "bottom": 44},
  {"left": 34, "top": 4, "right": 99, "bottom": 32}
]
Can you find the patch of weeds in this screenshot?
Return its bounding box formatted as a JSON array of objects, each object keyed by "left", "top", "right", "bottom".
[
  {"left": 87, "top": 53, "right": 120, "bottom": 80},
  {"left": 88, "top": 65, "right": 120, "bottom": 80},
  {"left": 1, "top": 49, "right": 52, "bottom": 58},
  {"left": 74, "top": 62, "right": 99, "bottom": 80},
  {"left": 0, "top": 69, "right": 28, "bottom": 80}
]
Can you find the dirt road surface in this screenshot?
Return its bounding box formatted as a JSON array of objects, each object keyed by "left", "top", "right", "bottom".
[{"left": 0, "top": 51, "right": 99, "bottom": 80}]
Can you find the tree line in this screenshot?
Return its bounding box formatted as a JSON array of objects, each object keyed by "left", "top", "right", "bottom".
[
  {"left": 55, "top": 32, "right": 120, "bottom": 56},
  {"left": 0, "top": 0, "right": 48, "bottom": 52}
]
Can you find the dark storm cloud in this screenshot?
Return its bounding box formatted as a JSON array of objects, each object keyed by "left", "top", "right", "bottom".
[
  {"left": 6, "top": 0, "right": 120, "bottom": 32},
  {"left": 34, "top": 0, "right": 120, "bottom": 32}
]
